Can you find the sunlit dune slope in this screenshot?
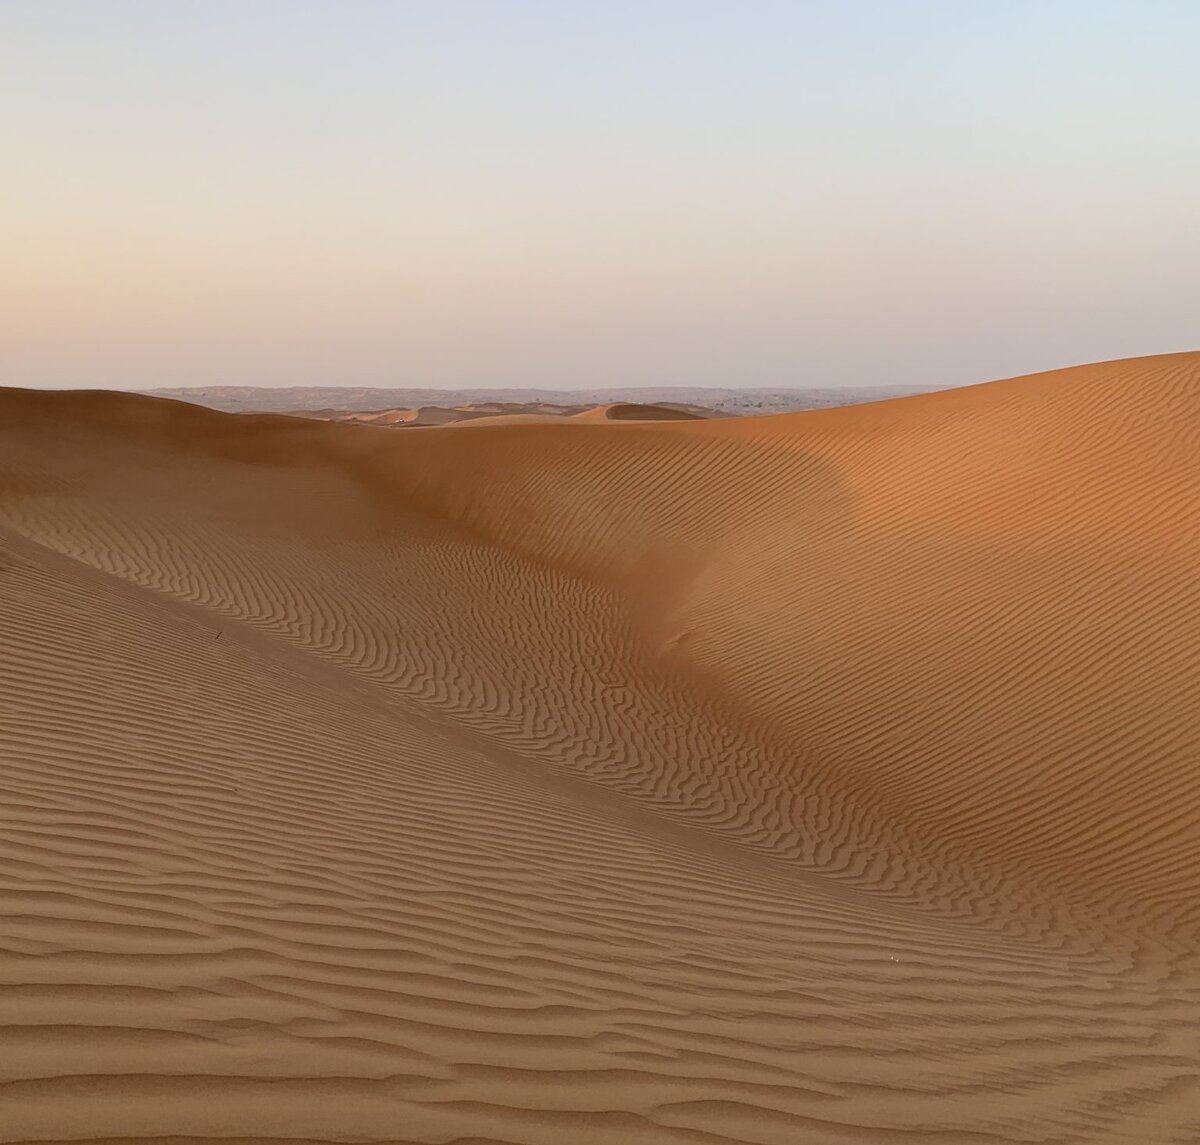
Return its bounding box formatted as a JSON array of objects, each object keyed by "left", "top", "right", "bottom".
[
  {"left": 1, "top": 351, "right": 1199, "bottom": 1143},
  {"left": 357, "top": 352, "right": 1200, "bottom": 920}
]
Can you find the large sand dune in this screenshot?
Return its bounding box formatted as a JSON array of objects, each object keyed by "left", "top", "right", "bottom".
[{"left": 2, "top": 352, "right": 1199, "bottom": 1142}]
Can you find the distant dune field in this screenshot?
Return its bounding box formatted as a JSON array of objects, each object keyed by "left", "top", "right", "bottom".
[
  {"left": 2, "top": 352, "right": 1199, "bottom": 1143},
  {"left": 274, "top": 400, "right": 720, "bottom": 428},
  {"left": 144, "top": 382, "right": 937, "bottom": 416},
  {"left": 448, "top": 402, "right": 712, "bottom": 427}
]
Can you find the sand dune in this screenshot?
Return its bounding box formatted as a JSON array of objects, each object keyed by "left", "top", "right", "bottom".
[
  {"left": 449, "top": 411, "right": 586, "bottom": 427},
  {"left": 147, "top": 383, "right": 935, "bottom": 416},
  {"left": 452, "top": 404, "right": 711, "bottom": 428},
  {"left": 573, "top": 402, "right": 708, "bottom": 422},
  {"left": 2, "top": 352, "right": 1199, "bottom": 1142},
  {"left": 276, "top": 401, "right": 717, "bottom": 429}
]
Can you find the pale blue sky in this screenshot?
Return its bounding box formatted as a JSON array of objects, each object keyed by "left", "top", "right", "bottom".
[{"left": 2, "top": 0, "right": 1197, "bottom": 390}]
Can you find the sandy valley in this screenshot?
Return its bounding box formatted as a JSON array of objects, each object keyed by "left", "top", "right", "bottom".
[{"left": 2, "top": 352, "right": 1199, "bottom": 1143}]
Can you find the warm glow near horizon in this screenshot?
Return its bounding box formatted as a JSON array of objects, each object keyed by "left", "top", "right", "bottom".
[{"left": 3, "top": 0, "right": 1198, "bottom": 391}]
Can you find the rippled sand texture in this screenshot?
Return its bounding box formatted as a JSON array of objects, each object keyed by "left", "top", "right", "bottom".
[{"left": 2, "top": 352, "right": 1199, "bottom": 1143}]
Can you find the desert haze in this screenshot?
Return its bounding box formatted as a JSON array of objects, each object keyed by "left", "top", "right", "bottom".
[
  {"left": 141, "top": 383, "right": 935, "bottom": 417},
  {"left": 2, "top": 351, "right": 1199, "bottom": 1143}
]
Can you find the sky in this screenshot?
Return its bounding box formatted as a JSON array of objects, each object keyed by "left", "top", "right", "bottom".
[{"left": 2, "top": 0, "right": 1198, "bottom": 392}]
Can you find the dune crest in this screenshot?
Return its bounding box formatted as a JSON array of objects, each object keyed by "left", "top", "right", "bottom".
[{"left": 2, "top": 351, "right": 1199, "bottom": 1143}]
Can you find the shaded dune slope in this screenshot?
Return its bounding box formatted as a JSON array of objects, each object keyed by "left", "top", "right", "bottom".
[
  {"left": 572, "top": 403, "right": 708, "bottom": 422},
  {"left": 446, "top": 402, "right": 708, "bottom": 428},
  {"left": 2, "top": 351, "right": 1199, "bottom": 1142}
]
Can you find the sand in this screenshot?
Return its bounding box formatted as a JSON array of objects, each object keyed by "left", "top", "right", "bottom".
[
  {"left": 1, "top": 351, "right": 1198, "bottom": 1143},
  {"left": 274, "top": 401, "right": 717, "bottom": 428}
]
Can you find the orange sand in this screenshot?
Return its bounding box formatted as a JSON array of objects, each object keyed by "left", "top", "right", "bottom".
[{"left": 1, "top": 351, "right": 1198, "bottom": 1142}]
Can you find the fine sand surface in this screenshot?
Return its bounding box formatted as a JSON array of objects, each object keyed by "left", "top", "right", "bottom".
[{"left": 2, "top": 351, "right": 1199, "bottom": 1143}]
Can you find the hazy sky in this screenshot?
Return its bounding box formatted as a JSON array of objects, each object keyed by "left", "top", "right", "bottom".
[{"left": 3, "top": 1, "right": 1198, "bottom": 391}]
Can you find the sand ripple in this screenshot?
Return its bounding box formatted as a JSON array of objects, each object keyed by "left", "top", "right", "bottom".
[{"left": 2, "top": 352, "right": 1199, "bottom": 1142}]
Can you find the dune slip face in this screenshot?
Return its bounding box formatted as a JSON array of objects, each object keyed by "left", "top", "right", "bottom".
[{"left": 2, "top": 352, "right": 1199, "bottom": 1144}]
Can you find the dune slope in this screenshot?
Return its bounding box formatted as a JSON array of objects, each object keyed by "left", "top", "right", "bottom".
[{"left": 1, "top": 351, "right": 1199, "bottom": 1143}]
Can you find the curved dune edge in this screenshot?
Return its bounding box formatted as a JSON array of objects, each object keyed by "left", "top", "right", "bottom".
[
  {"left": 447, "top": 410, "right": 582, "bottom": 427},
  {"left": 2, "top": 351, "right": 1199, "bottom": 1143},
  {"left": 573, "top": 402, "right": 708, "bottom": 422},
  {"left": 449, "top": 403, "right": 708, "bottom": 428}
]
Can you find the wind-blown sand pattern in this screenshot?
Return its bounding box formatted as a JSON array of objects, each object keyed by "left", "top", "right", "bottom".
[{"left": 2, "top": 351, "right": 1199, "bottom": 1143}]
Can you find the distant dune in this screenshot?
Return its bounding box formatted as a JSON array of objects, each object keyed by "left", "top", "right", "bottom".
[
  {"left": 574, "top": 402, "right": 707, "bottom": 422},
  {"left": 2, "top": 352, "right": 1199, "bottom": 1143},
  {"left": 448, "top": 410, "right": 584, "bottom": 427},
  {"left": 452, "top": 402, "right": 714, "bottom": 427},
  {"left": 143, "top": 382, "right": 938, "bottom": 416},
  {"left": 273, "top": 400, "right": 721, "bottom": 428}
]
